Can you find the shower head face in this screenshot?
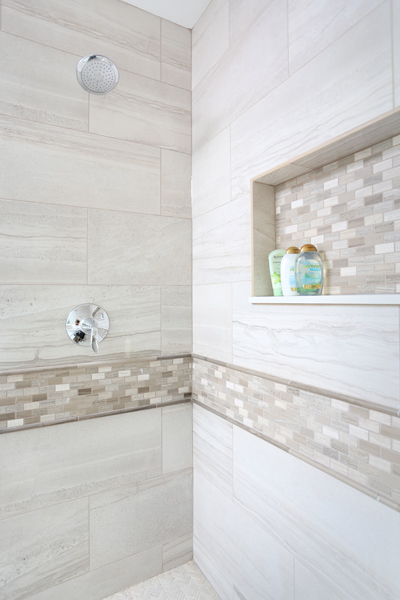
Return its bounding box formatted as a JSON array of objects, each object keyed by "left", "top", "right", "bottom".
[{"left": 76, "top": 55, "right": 119, "bottom": 95}]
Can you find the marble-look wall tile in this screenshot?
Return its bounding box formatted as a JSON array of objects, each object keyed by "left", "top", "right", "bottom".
[
  {"left": 0, "top": 285, "right": 160, "bottom": 371},
  {"left": 252, "top": 183, "right": 275, "bottom": 296},
  {"left": 161, "top": 286, "right": 192, "bottom": 354},
  {"left": 193, "top": 403, "right": 233, "bottom": 498},
  {"left": 288, "top": 0, "right": 385, "bottom": 74},
  {"left": 193, "top": 283, "right": 233, "bottom": 363},
  {"left": 0, "top": 497, "right": 89, "bottom": 600},
  {"left": 192, "top": 0, "right": 229, "bottom": 89},
  {"left": 0, "top": 32, "right": 88, "bottom": 130},
  {"left": 89, "top": 72, "right": 191, "bottom": 153},
  {"left": 0, "top": 115, "right": 160, "bottom": 214},
  {"left": 0, "top": 410, "right": 161, "bottom": 519},
  {"left": 232, "top": 281, "right": 399, "bottom": 409},
  {"left": 230, "top": 2, "right": 393, "bottom": 201},
  {"left": 2, "top": 0, "right": 161, "bottom": 80},
  {"left": 161, "top": 20, "right": 191, "bottom": 91},
  {"left": 162, "top": 532, "right": 193, "bottom": 571},
  {"left": 229, "top": 0, "right": 272, "bottom": 44},
  {"left": 161, "top": 149, "right": 191, "bottom": 219},
  {"left": 162, "top": 403, "right": 193, "bottom": 474},
  {"left": 233, "top": 425, "right": 400, "bottom": 600},
  {"left": 88, "top": 210, "right": 191, "bottom": 286},
  {"left": 0, "top": 199, "right": 87, "bottom": 285},
  {"left": 295, "top": 561, "right": 344, "bottom": 600},
  {"left": 394, "top": 0, "right": 400, "bottom": 106},
  {"left": 193, "top": 198, "right": 251, "bottom": 285},
  {"left": 27, "top": 547, "right": 162, "bottom": 600},
  {"left": 194, "top": 471, "right": 294, "bottom": 600},
  {"left": 89, "top": 470, "right": 192, "bottom": 570},
  {"left": 192, "top": 126, "right": 231, "bottom": 218},
  {"left": 192, "top": 0, "right": 288, "bottom": 151}
]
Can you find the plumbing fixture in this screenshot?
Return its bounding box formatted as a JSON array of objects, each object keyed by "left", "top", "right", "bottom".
[
  {"left": 65, "top": 304, "right": 110, "bottom": 353},
  {"left": 76, "top": 55, "right": 119, "bottom": 94}
]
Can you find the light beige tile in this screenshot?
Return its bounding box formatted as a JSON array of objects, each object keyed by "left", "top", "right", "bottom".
[
  {"left": 192, "top": 0, "right": 229, "bottom": 89},
  {"left": 193, "top": 198, "right": 251, "bottom": 285},
  {"left": 229, "top": 0, "right": 273, "bottom": 44},
  {"left": 161, "top": 20, "right": 191, "bottom": 91},
  {"left": 0, "top": 285, "right": 161, "bottom": 371},
  {"left": 231, "top": 2, "right": 393, "bottom": 201},
  {"left": 88, "top": 210, "right": 191, "bottom": 286},
  {"left": 288, "top": 0, "right": 385, "bottom": 74},
  {"left": 161, "top": 286, "right": 192, "bottom": 355},
  {"left": 0, "top": 115, "right": 160, "bottom": 214},
  {"left": 28, "top": 547, "right": 162, "bottom": 600},
  {"left": 394, "top": 0, "right": 400, "bottom": 107},
  {"left": 193, "top": 0, "right": 288, "bottom": 151},
  {"left": 161, "top": 149, "right": 191, "bottom": 219},
  {"left": 0, "top": 410, "right": 162, "bottom": 519},
  {"left": 0, "top": 498, "right": 89, "bottom": 600},
  {"left": 162, "top": 403, "right": 193, "bottom": 474},
  {"left": 2, "top": 0, "right": 161, "bottom": 80},
  {"left": 162, "top": 533, "right": 193, "bottom": 571},
  {"left": 192, "top": 126, "right": 231, "bottom": 218},
  {"left": 0, "top": 199, "right": 87, "bottom": 284},
  {"left": 295, "top": 560, "right": 347, "bottom": 600},
  {"left": 193, "top": 283, "right": 233, "bottom": 363},
  {"left": 0, "top": 32, "right": 88, "bottom": 130},
  {"left": 252, "top": 183, "right": 275, "bottom": 296},
  {"left": 89, "top": 470, "right": 193, "bottom": 570},
  {"left": 89, "top": 71, "right": 191, "bottom": 153}
]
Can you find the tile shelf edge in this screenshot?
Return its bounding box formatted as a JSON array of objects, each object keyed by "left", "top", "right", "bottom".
[{"left": 249, "top": 295, "right": 400, "bottom": 305}]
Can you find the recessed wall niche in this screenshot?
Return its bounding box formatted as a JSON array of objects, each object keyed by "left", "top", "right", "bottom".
[{"left": 251, "top": 109, "right": 400, "bottom": 300}]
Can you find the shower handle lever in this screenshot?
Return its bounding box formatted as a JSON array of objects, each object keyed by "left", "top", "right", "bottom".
[{"left": 81, "top": 316, "right": 99, "bottom": 353}]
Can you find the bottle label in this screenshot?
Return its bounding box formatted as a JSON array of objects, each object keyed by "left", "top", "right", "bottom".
[
  {"left": 289, "top": 266, "right": 296, "bottom": 291},
  {"left": 298, "top": 260, "right": 322, "bottom": 290}
]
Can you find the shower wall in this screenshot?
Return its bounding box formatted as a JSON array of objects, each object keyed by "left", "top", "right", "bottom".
[{"left": 0, "top": 0, "right": 192, "bottom": 372}]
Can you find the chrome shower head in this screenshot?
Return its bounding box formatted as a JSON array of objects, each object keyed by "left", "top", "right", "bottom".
[{"left": 76, "top": 55, "right": 119, "bottom": 95}]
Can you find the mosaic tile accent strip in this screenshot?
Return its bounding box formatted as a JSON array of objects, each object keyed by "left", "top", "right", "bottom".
[
  {"left": 275, "top": 135, "right": 400, "bottom": 294},
  {"left": 0, "top": 356, "right": 192, "bottom": 431},
  {"left": 193, "top": 357, "right": 400, "bottom": 510},
  {"left": 103, "top": 561, "right": 220, "bottom": 600}
]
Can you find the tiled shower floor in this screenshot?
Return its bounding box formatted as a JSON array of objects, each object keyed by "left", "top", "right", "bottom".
[{"left": 103, "top": 561, "right": 220, "bottom": 600}]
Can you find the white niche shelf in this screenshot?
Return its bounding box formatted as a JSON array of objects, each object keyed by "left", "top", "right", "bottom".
[{"left": 250, "top": 107, "right": 400, "bottom": 307}]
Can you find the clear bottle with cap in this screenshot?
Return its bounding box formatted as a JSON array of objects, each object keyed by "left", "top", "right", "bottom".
[
  {"left": 295, "top": 244, "right": 324, "bottom": 295},
  {"left": 281, "top": 246, "right": 300, "bottom": 296}
]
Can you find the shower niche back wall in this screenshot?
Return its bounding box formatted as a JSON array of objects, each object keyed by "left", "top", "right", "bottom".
[{"left": 252, "top": 109, "right": 400, "bottom": 300}]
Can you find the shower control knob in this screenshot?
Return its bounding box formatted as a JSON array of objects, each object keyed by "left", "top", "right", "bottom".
[{"left": 66, "top": 304, "right": 110, "bottom": 353}]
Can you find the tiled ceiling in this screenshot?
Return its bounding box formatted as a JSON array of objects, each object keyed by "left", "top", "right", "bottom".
[{"left": 120, "top": 0, "right": 211, "bottom": 28}]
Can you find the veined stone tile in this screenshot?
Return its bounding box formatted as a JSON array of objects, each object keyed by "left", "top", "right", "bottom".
[
  {"left": 2, "top": 0, "right": 161, "bottom": 80},
  {"left": 288, "top": 0, "right": 384, "bottom": 74},
  {"left": 162, "top": 403, "right": 193, "bottom": 474},
  {"left": 89, "top": 71, "right": 191, "bottom": 153},
  {"left": 161, "top": 286, "right": 192, "bottom": 355},
  {"left": 0, "top": 410, "right": 162, "bottom": 519},
  {"left": 231, "top": 3, "right": 393, "bottom": 201},
  {"left": 193, "top": 404, "right": 233, "bottom": 498},
  {"left": 252, "top": 182, "right": 275, "bottom": 296},
  {"left": 161, "top": 149, "right": 192, "bottom": 219},
  {"left": 0, "top": 32, "right": 87, "bottom": 130},
  {"left": 394, "top": 0, "right": 400, "bottom": 107},
  {"left": 162, "top": 532, "right": 193, "bottom": 571},
  {"left": 88, "top": 210, "right": 191, "bottom": 286},
  {"left": 295, "top": 560, "right": 350, "bottom": 600},
  {"left": 0, "top": 115, "right": 160, "bottom": 214},
  {"left": 0, "top": 497, "right": 89, "bottom": 600},
  {"left": 161, "top": 20, "right": 191, "bottom": 91},
  {"left": 229, "top": 0, "right": 273, "bottom": 44},
  {"left": 193, "top": 283, "right": 233, "bottom": 363},
  {"left": 192, "top": 0, "right": 229, "bottom": 89},
  {"left": 0, "top": 199, "right": 87, "bottom": 285},
  {"left": 233, "top": 425, "right": 400, "bottom": 600},
  {"left": 192, "top": 127, "right": 231, "bottom": 218},
  {"left": 90, "top": 470, "right": 193, "bottom": 570}
]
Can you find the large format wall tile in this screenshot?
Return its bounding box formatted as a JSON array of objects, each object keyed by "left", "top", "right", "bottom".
[
  {"left": 162, "top": 532, "right": 193, "bottom": 571},
  {"left": 233, "top": 425, "right": 400, "bottom": 600},
  {"left": 232, "top": 281, "right": 400, "bottom": 409},
  {"left": 395, "top": 0, "right": 400, "bottom": 106},
  {"left": 0, "top": 285, "right": 161, "bottom": 371},
  {"left": 193, "top": 403, "right": 233, "bottom": 499},
  {"left": 192, "top": 0, "right": 288, "bottom": 151},
  {"left": 0, "top": 498, "right": 89, "bottom": 600},
  {"left": 161, "top": 286, "right": 192, "bottom": 354},
  {"left": 0, "top": 32, "right": 88, "bottom": 130},
  {"left": 193, "top": 283, "right": 233, "bottom": 363},
  {"left": 231, "top": 2, "right": 393, "bottom": 201},
  {"left": 193, "top": 198, "right": 251, "bottom": 285},
  {"left": 194, "top": 471, "right": 294, "bottom": 600},
  {"left": 162, "top": 403, "right": 193, "bottom": 474},
  {"left": 0, "top": 199, "right": 87, "bottom": 285},
  {"left": 88, "top": 210, "right": 191, "bottom": 286},
  {"left": 192, "top": 126, "right": 231, "bottom": 218},
  {"left": 192, "top": 0, "right": 229, "bottom": 89},
  {"left": 295, "top": 561, "right": 344, "bottom": 600},
  {"left": 161, "top": 20, "right": 191, "bottom": 91},
  {"left": 0, "top": 115, "right": 160, "bottom": 214},
  {"left": 89, "top": 470, "right": 193, "bottom": 570},
  {"left": 288, "top": 0, "right": 385, "bottom": 74},
  {"left": 161, "top": 149, "right": 191, "bottom": 219},
  {"left": 229, "top": 0, "right": 272, "bottom": 44},
  {"left": 89, "top": 71, "right": 191, "bottom": 153},
  {"left": 0, "top": 410, "right": 161, "bottom": 519},
  {"left": 2, "top": 0, "right": 161, "bottom": 80}
]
